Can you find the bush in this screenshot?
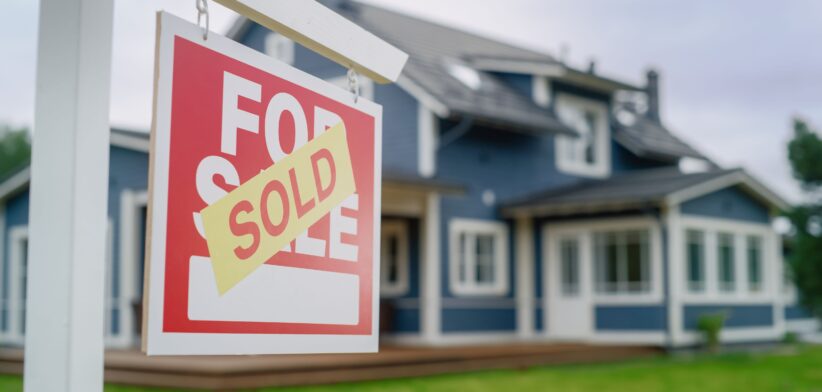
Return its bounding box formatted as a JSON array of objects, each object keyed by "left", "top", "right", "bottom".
[
  {"left": 697, "top": 312, "right": 726, "bottom": 352},
  {"left": 784, "top": 331, "right": 800, "bottom": 345}
]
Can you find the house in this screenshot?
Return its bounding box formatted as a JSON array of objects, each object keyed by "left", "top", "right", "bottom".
[{"left": 0, "top": 0, "right": 816, "bottom": 349}]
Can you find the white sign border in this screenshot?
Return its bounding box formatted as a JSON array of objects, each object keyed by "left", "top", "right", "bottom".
[{"left": 145, "top": 12, "right": 382, "bottom": 356}]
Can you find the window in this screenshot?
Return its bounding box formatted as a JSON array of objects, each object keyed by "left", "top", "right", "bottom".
[
  {"left": 594, "top": 230, "right": 650, "bottom": 294},
  {"left": 747, "top": 235, "right": 763, "bottom": 292},
  {"left": 3, "top": 226, "right": 28, "bottom": 343},
  {"left": 555, "top": 94, "right": 610, "bottom": 178},
  {"left": 380, "top": 221, "right": 409, "bottom": 297},
  {"left": 717, "top": 232, "right": 735, "bottom": 292},
  {"left": 264, "top": 33, "right": 294, "bottom": 65},
  {"left": 450, "top": 219, "right": 509, "bottom": 296},
  {"left": 686, "top": 230, "right": 706, "bottom": 293},
  {"left": 559, "top": 237, "right": 580, "bottom": 296}
]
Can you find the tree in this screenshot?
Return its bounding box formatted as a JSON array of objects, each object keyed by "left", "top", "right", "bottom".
[
  {"left": 0, "top": 125, "right": 31, "bottom": 179},
  {"left": 786, "top": 118, "right": 822, "bottom": 318}
]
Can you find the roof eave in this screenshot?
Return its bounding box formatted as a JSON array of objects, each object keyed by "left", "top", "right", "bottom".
[
  {"left": 502, "top": 198, "right": 662, "bottom": 219},
  {"left": 0, "top": 167, "right": 31, "bottom": 202}
]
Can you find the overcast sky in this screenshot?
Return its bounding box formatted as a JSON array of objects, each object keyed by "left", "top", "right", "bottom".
[{"left": 2, "top": 1, "right": 820, "bottom": 203}]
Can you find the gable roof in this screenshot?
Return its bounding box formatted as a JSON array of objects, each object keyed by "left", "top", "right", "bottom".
[
  {"left": 227, "top": 1, "right": 712, "bottom": 161},
  {"left": 502, "top": 167, "right": 788, "bottom": 217},
  {"left": 227, "top": 1, "right": 576, "bottom": 137}
]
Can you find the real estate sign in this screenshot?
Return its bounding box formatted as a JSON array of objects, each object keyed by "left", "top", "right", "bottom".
[{"left": 144, "top": 12, "right": 382, "bottom": 355}]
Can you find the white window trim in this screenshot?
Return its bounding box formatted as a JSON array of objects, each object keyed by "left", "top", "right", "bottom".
[
  {"left": 326, "top": 74, "right": 374, "bottom": 102},
  {"left": 380, "top": 220, "right": 410, "bottom": 297},
  {"left": 554, "top": 93, "right": 611, "bottom": 179},
  {"left": 417, "top": 105, "right": 437, "bottom": 178},
  {"left": 544, "top": 217, "right": 664, "bottom": 304},
  {"left": 449, "top": 218, "right": 509, "bottom": 296},
  {"left": 5, "top": 225, "right": 27, "bottom": 345},
  {"left": 679, "top": 215, "right": 776, "bottom": 304},
  {"left": 264, "top": 33, "right": 295, "bottom": 65},
  {"left": 118, "top": 189, "right": 149, "bottom": 348}
]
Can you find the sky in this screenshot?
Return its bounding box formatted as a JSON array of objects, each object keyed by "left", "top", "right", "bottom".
[{"left": 2, "top": 1, "right": 821, "bottom": 203}]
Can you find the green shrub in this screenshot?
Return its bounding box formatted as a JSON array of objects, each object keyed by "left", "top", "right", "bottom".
[
  {"left": 696, "top": 312, "right": 726, "bottom": 352},
  {"left": 784, "top": 331, "right": 800, "bottom": 345}
]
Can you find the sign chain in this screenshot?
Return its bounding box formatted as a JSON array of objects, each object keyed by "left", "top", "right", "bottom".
[
  {"left": 347, "top": 68, "right": 360, "bottom": 103},
  {"left": 196, "top": 0, "right": 210, "bottom": 40}
]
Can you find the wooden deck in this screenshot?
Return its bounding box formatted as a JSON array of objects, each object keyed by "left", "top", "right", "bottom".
[{"left": 0, "top": 343, "right": 661, "bottom": 390}]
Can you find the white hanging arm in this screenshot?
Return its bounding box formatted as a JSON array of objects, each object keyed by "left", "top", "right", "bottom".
[{"left": 213, "top": 0, "right": 408, "bottom": 84}]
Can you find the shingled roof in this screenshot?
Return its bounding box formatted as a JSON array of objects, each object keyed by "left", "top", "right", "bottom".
[
  {"left": 613, "top": 115, "right": 705, "bottom": 161},
  {"left": 227, "top": 1, "right": 575, "bottom": 136},
  {"left": 502, "top": 167, "right": 787, "bottom": 217},
  {"left": 227, "top": 0, "right": 706, "bottom": 160}
]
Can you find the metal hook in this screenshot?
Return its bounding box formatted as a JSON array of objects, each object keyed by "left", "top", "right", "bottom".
[
  {"left": 196, "top": 0, "right": 209, "bottom": 40},
  {"left": 347, "top": 68, "right": 360, "bottom": 104}
]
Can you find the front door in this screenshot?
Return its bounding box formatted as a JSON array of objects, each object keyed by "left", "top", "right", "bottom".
[{"left": 546, "top": 232, "right": 592, "bottom": 340}]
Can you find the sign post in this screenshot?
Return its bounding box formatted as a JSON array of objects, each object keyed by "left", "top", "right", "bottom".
[{"left": 25, "top": 0, "right": 114, "bottom": 391}]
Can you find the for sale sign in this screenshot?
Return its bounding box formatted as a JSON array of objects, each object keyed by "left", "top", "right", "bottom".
[{"left": 144, "top": 12, "right": 382, "bottom": 355}]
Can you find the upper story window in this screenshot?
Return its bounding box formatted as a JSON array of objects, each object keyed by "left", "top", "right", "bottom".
[
  {"left": 554, "top": 93, "right": 611, "bottom": 178},
  {"left": 449, "top": 219, "right": 509, "bottom": 296},
  {"left": 380, "top": 220, "right": 410, "bottom": 297},
  {"left": 265, "top": 33, "right": 294, "bottom": 65}
]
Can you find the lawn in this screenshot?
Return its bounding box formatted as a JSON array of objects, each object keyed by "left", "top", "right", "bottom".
[{"left": 1, "top": 346, "right": 821, "bottom": 391}]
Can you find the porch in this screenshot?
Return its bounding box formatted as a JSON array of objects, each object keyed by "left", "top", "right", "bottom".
[{"left": 0, "top": 343, "right": 660, "bottom": 390}]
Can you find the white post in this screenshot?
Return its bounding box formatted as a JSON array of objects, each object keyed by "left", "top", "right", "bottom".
[
  {"left": 421, "top": 193, "right": 441, "bottom": 343},
  {"left": 515, "top": 217, "right": 534, "bottom": 339},
  {"left": 25, "top": 0, "right": 114, "bottom": 390}
]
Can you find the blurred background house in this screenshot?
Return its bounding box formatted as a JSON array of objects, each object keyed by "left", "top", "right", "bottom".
[{"left": 0, "top": 0, "right": 815, "bottom": 351}]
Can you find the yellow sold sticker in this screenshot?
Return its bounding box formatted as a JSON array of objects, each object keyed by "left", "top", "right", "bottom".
[{"left": 201, "top": 123, "right": 356, "bottom": 295}]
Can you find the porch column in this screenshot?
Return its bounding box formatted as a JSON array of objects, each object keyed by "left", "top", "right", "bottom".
[
  {"left": 663, "top": 204, "right": 684, "bottom": 347},
  {"left": 515, "top": 216, "right": 535, "bottom": 339},
  {"left": 771, "top": 217, "right": 786, "bottom": 336},
  {"left": 420, "top": 193, "right": 441, "bottom": 343},
  {"left": 25, "top": 0, "right": 114, "bottom": 390}
]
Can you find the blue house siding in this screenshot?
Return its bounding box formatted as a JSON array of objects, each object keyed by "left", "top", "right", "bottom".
[
  {"left": 2, "top": 189, "right": 29, "bottom": 332},
  {"left": 381, "top": 217, "right": 421, "bottom": 333},
  {"left": 391, "top": 307, "right": 420, "bottom": 333},
  {"left": 680, "top": 186, "right": 771, "bottom": 224},
  {"left": 442, "top": 308, "right": 517, "bottom": 333},
  {"left": 374, "top": 84, "right": 419, "bottom": 174},
  {"left": 107, "top": 146, "right": 150, "bottom": 335},
  {"left": 595, "top": 305, "right": 667, "bottom": 331},
  {"left": 683, "top": 304, "right": 773, "bottom": 330},
  {"left": 785, "top": 304, "right": 813, "bottom": 320}
]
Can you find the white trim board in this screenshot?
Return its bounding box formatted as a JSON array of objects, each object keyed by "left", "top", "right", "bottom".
[
  {"left": 213, "top": 0, "right": 408, "bottom": 84},
  {"left": 380, "top": 219, "right": 410, "bottom": 297},
  {"left": 677, "top": 215, "right": 779, "bottom": 304},
  {"left": 448, "top": 218, "right": 510, "bottom": 297},
  {"left": 666, "top": 170, "right": 788, "bottom": 212}
]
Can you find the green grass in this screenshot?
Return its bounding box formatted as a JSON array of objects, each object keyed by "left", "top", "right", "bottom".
[{"left": 2, "top": 346, "right": 821, "bottom": 391}]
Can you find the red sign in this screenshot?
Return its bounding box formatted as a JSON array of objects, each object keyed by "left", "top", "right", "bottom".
[{"left": 145, "top": 12, "right": 382, "bottom": 355}]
